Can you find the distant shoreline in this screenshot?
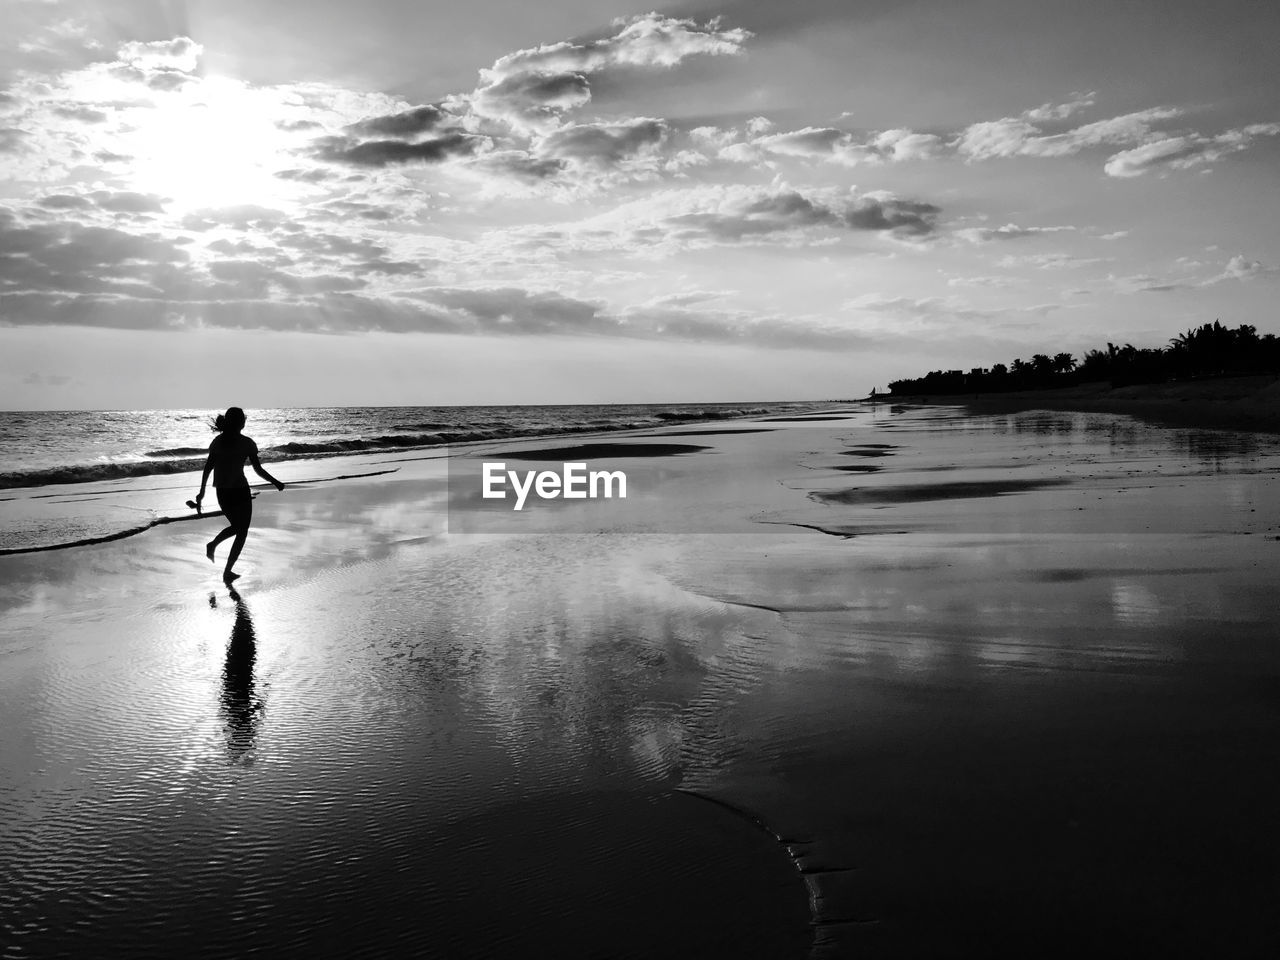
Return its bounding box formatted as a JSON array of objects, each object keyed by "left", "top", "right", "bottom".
[{"left": 877, "top": 374, "right": 1280, "bottom": 435}]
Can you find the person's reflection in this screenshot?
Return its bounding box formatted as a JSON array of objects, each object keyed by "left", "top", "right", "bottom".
[{"left": 221, "top": 586, "right": 263, "bottom": 763}]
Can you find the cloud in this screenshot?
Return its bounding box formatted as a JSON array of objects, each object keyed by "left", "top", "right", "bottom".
[
  {"left": 348, "top": 104, "right": 450, "bottom": 138},
  {"left": 495, "top": 185, "right": 942, "bottom": 256},
  {"left": 946, "top": 275, "right": 1022, "bottom": 288},
  {"left": 405, "top": 286, "right": 614, "bottom": 335},
  {"left": 0, "top": 210, "right": 193, "bottom": 300},
  {"left": 22, "top": 371, "right": 72, "bottom": 387},
  {"left": 32, "top": 190, "right": 164, "bottom": 216},
  {"left": 0, "top": 128, "right": 26, "bottom": 153},
  {"left": 1021, "top": 92, "right": 1097, "bottom": 122},
  {"left": 36, "top": 194, "right": 93, "bottom": 211},
  {"left": 1103, "top": 123, "right": 1280, "bottom": 177},
  {"left": 636, "top": 185, "right": 941, "bottom": 246},
  {"left": 996, "top": 253, "right": 1110, "bottom": 270},
  {"left": 461, "top": 150, "right": 567, "bottom": 188},
  {"left": 956, "top": 107, "right": 1181, "bottom": 160},
  {"left": 873, "top": 128, "right": 946, "bottom": 161},
  {"left": 1199, "top": 254, "right": 1277, "bottom": 285},
  {"left": 841, "top": 294, "right": 1066, "bottom": 335},
  {"left": 468, "top": 72, "right": 593, "bottom": 134},
  {"left": 734, "top": 125, "right": 944, "bottom": 167},
  {"left": 51, "top": 104, "right": 108, "bottom": 123},
  {"left": 117, "top": 37, "right": 202, "bottom": 73},
  {"left": 955, "top": 223, "right": 1075, "bottom": 243},
  {"left": 312, "top": 132, "right": 484, "bottom": 168},
  {"left": 466, "top": 14, "right": 750, "bottom": 132},
  {"left": 538, "top": 118, "right": 670, "bottom": 172}
]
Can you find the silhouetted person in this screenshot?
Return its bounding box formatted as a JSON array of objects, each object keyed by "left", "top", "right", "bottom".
[
  {"left": 220, "top": 586, "right": 261, "bottom": 764},
  {"left": 195, "top": 407, "right": 285, "bottom": 583}
]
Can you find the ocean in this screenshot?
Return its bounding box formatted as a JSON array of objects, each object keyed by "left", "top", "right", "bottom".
[{"left": 0, "top": 402, "right": 823, "bottom": 552}]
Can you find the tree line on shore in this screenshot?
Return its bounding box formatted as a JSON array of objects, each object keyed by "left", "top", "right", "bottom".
[{"left": 885, "top": 321, "right": 1280, "bottom": 396}]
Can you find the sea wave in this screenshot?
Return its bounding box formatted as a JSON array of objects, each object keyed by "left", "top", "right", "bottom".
[
  {"left": 145, "top": 446, "right": 208, "bottom": 457},
  {"left": 0, "top": 405, "right": 791, "bottom": 490}
]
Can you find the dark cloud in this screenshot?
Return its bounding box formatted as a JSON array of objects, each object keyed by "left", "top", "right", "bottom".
[
  {"left": 0, "top": 215, "right": 191, "bottom": 300},
  {"left": 356, "top": 259, "right": 426, "bottom": 275},
  {"left": 349, "top": 105, "right": 450, "bottom": 138},
  {"left": 657, "top": 189, "right": 940, "bottom": 243},
  {"left": 146, "top": 69, "right": 197, "bottom": 92},
  {"left": 622, "top": 304, "right": 872, "bottom": 350},
  {"left": 207, "top": 259, "right": 366, "bottom": 297},
  {"left": 34, "top": 191, "right": 165, "bottom": 216},
  {"left": 0, "top": 128, "right": 24, "bottom": 154},
  {"left": 470, "top": 71, "right": 592, "bottom": 130},
  {"left": 23, "top": 372, "right": 72, "bottom": 386},
  {"left": 180, "top": 206, "right": 289, "bottom": 231},
  {"left": 408, "top": 287, "right": 614, "bottom": 335},
  {"left": 312, "top": 132, "right": 483, "bottom": 168},
  {"left": 90, "top": 191, "right": 165, "bottom": 214},
  {"left": 52, "top": 105, "right": 109, "bottom": 123},
  {"left": 468, "top": 14, "right": 749, "bottom": 132},
  {"left": 276, "top": 119, "right": 322, "bottom": 132},
  {"left": 312, "top": 198, "right": 398, "bottom": 220},
  {"left": 38, "top": 194, "right": 94, "bottom": 211},
  {"left": 540, "top": 119, "right": 669, "bottom": 166},
  {"left": 464, "top": 150, "right": 566, "bottom": 184},
  {"left": 274, "top": 167, "right": 333, "bottom": 183},
  {"left": 842, "top": 197, "right": 940, "bottom": 235}
]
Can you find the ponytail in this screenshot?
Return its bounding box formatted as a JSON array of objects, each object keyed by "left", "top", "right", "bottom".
[{"left": 210, "top": 407, "right": 246, "bottom": 433}]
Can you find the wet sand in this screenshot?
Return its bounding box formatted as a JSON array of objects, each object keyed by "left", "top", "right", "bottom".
[
  {"left": 895, "top": 373, "right": 1280, "bottom": 434},
  {"left": 3, "top": 406, "right": 1280, "bottom": 957}
]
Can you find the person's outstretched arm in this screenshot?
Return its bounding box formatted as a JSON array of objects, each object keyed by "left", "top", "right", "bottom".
[
  {"left": 249, "top": 442, "right": 285, "bottom": 491},
  {"left": 196, "top": 449, "right": 214, "bottom": 507}
]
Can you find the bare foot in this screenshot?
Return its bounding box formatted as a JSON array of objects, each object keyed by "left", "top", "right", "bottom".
[
  {"left": 223, "top": 571, "right": 241, "bottom": 583},
  {"left": 206, "top": 541, "right": 216, "bottom": 562}
]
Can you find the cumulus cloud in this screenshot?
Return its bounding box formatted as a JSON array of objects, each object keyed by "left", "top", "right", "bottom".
[
  {"left": 1199, "top": 254, "right": 1276, "bottom": 285},
  {"left": 117, "top": 37, "right": 202, "bottom": 72},
  {"left": 1021, "top": 92, "right": 1097, "bottom": 123},
  {"left": 312, "top": 131, "right": 484, "bottom": 167},
  {"left": 33, "top": 190, "right": 165, "bottom": 215},
  {"left": 537, "top": 118, "right": 670, "bottom": 177},
  {"left": 0, "top": 128, "right": 27, "bottom": 153},
  {"left": 606, "top": 185, "right": 941, "bottom": 248},
  {"left": 956, "top": 107, "right": 1181, "bottom": 160},
  {"left": 112, "top": 36, "right": 203, "bottom": 91},
  {"left": 1103, "top": 123, "right": 1280, "bottom": 177},
  {"left": 348, "top": 104, "right": 450, "bottom": 138},
  {"left": 730, "top": 125, "right": 944, "bottom": 168},
  {"left": 466, "top": 13, "right": 750, "bottom": 132}
]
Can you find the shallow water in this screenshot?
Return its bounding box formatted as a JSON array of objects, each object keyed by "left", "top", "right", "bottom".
[{"left": 3, "top": 405, "right": 1280, "bottom": 957}]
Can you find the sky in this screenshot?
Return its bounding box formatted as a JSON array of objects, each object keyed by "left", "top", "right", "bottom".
[{"left": 1, "top": 0, "right": 1278, "bottom": 409}]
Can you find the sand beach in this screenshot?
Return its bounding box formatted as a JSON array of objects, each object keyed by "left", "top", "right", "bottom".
[
  {"left": 892, "top": 374, "right": 1280, "bottom": 435},
  {"left": 3, "top": 404, "right": 1280, "bottom": 957}
]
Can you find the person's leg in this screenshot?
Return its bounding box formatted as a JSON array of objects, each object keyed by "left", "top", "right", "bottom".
[
  {"left": 207, "top": 525, "right": 236, "bottom": 561},
  {"left": 222, "top": 528, "right": 248, "bottom": 581},
  {"left": 220, "top": 488, "right": 253, "bottom": 581}
]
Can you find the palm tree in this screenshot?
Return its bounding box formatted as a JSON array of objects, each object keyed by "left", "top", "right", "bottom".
[{"left": 1053, "top": 352, "right": 1076, "bottom": 374}]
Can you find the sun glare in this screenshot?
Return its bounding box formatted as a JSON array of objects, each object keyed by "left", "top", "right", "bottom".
[{"left": 124, "top": 77, "right": 297, "bottom": 211}]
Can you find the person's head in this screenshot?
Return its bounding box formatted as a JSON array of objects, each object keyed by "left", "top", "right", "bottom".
[{"left": 212, "top": 407, "right": 247, "bottom": 434}]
